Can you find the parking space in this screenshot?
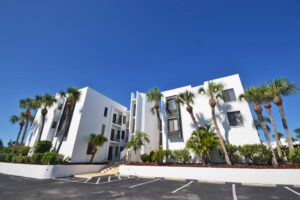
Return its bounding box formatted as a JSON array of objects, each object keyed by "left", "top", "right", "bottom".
[{"left": 1, "top": 173, "right": 300, "bottom": 199}]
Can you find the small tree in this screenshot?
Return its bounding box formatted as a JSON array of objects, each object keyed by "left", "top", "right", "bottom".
[
  {"left": 125, "top": 131, "right": 150, "bottom": 161},
  {"left": 186, "top": 124, "right": 219, "bottom": 165},
  {"left": 295, "top": 128, "right": 300, "bottom": 141},
  {"left": 88, "top": 134, "right": 107, "bottom": 163}
]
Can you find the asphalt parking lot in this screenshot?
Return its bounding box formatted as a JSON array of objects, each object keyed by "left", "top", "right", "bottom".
[{"left": 0, "top": 173, "right": 299, "bottom": 200}]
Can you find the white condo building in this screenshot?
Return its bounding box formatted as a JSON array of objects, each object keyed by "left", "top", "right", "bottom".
[
  {"left": 26, "top": 87, "right": 129, "bottom": 163},
  {"left": 25, "top": 74, "right": 260, "bottom": 163}
]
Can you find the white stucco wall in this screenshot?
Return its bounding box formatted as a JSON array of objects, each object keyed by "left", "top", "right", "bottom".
[
  {"left": 0, "top": 162, "right": 106, "bottom": 179},
  {"left": 120, "top": 165, "right": 300, "bottom": 185},
  {"left": 161, "top": 74, "right": 260, "bottom": 150}
]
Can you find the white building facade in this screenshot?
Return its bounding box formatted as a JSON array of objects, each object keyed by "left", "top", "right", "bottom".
[
  {"left": 130, "top": 74, "right": 260, "bottom": 154},
  {"left": 25, "top": 74, "right": 260, "bottom": 163},
  {"left": 26, "top": 87, "right": 129, "bottom": 163}
]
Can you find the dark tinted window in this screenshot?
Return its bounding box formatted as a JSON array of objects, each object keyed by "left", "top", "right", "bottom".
[
  {"left": 104, "top": 107, "right": 108, "bottom": 117},
  {"left": 227, "top": 111, "right": 243, "bottom": 126},
  {"left": 223, "top": 89, "right": 237, "bottom": 102}
]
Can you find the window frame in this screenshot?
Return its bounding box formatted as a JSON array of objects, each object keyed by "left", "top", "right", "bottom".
[{"left": 227, "top": 111, "right": 244, "bottom": 127}]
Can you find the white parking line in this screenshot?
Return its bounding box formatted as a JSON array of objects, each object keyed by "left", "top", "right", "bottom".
[
  {"left": 108, "top": 176, "right": 111, "bottom": 182},
  {"left": 84, "top": 178, "right": 91, "bottom": 183},
  {"left": 129, "top": 179, "right": 160, "bottom": 189},
  {"left": 284, "top": 186, "right": 300, "bottom": 196},
  {"left": 232, "top": 184, "right": 238, "bottom": 200},
  {"left": 118, "top": 176, "right": 121, "bottom": 180},
  {"left": 96, "top": 178, "right": 101, "bottom": 184},
  {"left": 171, "top": 181, "right": 193, "bottom": 194}
]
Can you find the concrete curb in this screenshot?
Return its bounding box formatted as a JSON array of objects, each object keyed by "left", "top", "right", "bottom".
[{"left": 241, "top": 183, "right": 276, "bottom": 187}]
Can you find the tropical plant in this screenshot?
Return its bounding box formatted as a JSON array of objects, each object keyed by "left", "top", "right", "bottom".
[
  {"left": 125, "top": 131, "right": 150, "bottom": 155},
  {"left": 295, "top": 128, "right": 300, "bottom": 141},
  {"left": 17, "top": 146, "right": 30, "bottom": 156},
  {"left": 30, "top": 95, "right": 43, "bottom": 126},
  {"left": 19, "top": 98, "right": 36, "bottom": 145},
  {"left": 253, "top": 117, "right": 271, "bottom": 132},
  {"left": 266, "top": 79, "right": 297, "bottom": 153},
  {"left": 140, "top": 153, "right": 149, "bottom": 163},
  {"left": 239, "top": 87, "right": 278, "bottom": 167},
  {"left": 186, "top": 124, "right": 219, "bottom": 165},
  {"left": 240, "top": 144, "right": 272, "bottom": 165},
  {"left": 198, "top": 81, "right": 232, "bottom": 165},
  {"left": 34, "top": 141, "right": 52, "bottom": 153},
  {"left": 172, "top": 149, "right": 190, "bottom": 164},
  {"left": 55, "top": 87, "right": 81, "bottom": 153},
  {"left": 88, "top": 134, "right": 107, "bottom": 163},
  {"left": 9, "top": 113, "right": 26, "bottom": 153},
  {"left": 175, "top": 90, "right": 199, "bottom": 130},
  {"left": 260, "top": 85, "right": 284, "bottom": 159},
  {"left": 36, "top": 94, "right": 57, "bottom": 142},
  {"left": 146, "top": 87, "right": 163, "bottom": 147}
]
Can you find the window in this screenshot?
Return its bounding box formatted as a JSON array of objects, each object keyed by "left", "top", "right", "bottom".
[
  {"left": 112, "top": 113, "right": 117, "bottom": 124},
  {"left": 123, "top": 116, "right": 126, "bottom": 124},
  {"left": 51, "top": 121, "right": 57, "bottom": 129},
  {"left": 104, "top": 107, "right": 108, "bottom": 117},
  {"left": 121, "top": 131, "right": 125, "bottom": 140},
  {"left": 167, "top": 98, "right": 177, "bottom": 111},
  {"left": 117, "top": 130, "right": 121, "bottom": 140},
  {"left": 223, "top": 89, "right": 237, "bottom": 102},
  {"left": 227, "top": 111, "right": 244, "bottom": 126},
  {"left": 58, "top": 104, "right": 63, "bottom": 110},
  {"left": 118, "top": 115, "right": 122, "bottom": 125},
  {"left": 110, "top": 129, "right": 115, "bottom": 140},
  {"left": 100, "top": 124, "right": 105, "bottom": 135},
  {"left": 133, "top": 104, "right": 136, "bottom": 117},
  {"left": 168, "top": 118, "right": 179, "bottom": 132}
]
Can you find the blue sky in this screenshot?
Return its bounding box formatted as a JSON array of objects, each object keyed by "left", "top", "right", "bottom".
[{"left": 0, "top": 0, "right": 299, "bottom": 144}]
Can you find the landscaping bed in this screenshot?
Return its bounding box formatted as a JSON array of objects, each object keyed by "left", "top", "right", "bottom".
[{"left": 127, "top": 162, "right": 298, "bottom": 169}]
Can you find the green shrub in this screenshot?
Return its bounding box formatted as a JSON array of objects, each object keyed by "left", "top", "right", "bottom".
[
  {"left": 31, "top": 153, "right": 44, "bottom": 164},
  {"left": 225, "top": 144, "right": 241, "bottom": 164},
  {"left": 240, "top": 144, "right": 272, "bottom": 165},
  {"left": 11, "top": 155, "right": 30, "bottom": 163},
  {"left": 172, "top": 149, "right": 190, "bottom": 164},
  {"left": 164, "top": 149, "right": 174, "bottom": 163},
  {"left": 140, "top": 153, "right": 149, "bottom": 163},
  {"left": 2, "top": 146, "right": 13, "bottom": 154},
  {"left": 34, "top": 141, "right": 52, "bottom": 153},
  {"left": 42, "top": 152, "right": 65, "bottom": 165},
  {"left": 152, "top": 149, "right": 165, "bottom": 164},
  {"left": 17, "top": 146, "right": 31, "bottom": 156},
  {"left": 2, "top": 153, "right": 13, "bottom": 162},
  {"left": 149, "top": 150, "right": 156, "bottom": 162},
  {"left": 291, "top": 147, "right": 300, "bottom": 165}
]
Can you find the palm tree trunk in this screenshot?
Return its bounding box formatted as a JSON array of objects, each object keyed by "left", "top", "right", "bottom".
[
  {"left": 90, "top": 152, "right": 96, "bottom": 163},
  {"left": 211, "top": 106, "right": 232, "bottom": 165},
  {"left": 11, "top": 125, "right": 23, "bottom": 154},
  {"left": 188, "top": 111, "right": 199, "bottom": 130},
  {"left": 277, "top": 104, "right": 294, "bottom": 152},
  {"left": 257, "top": 113, "right": 278, "bottom": 167},
  {"left": 155, "top": 108, "right": 162, "bottom": 148},
  {"left": 37, "top": 113, "right": 46, "bottom": 142},
  {"left": 265, "top": 107, "right": 283, "bottom": 159},
  {"left": 20, "top": 118, "right": 29, "bottom": 145}
]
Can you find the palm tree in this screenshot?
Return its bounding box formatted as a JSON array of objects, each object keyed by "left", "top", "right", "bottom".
[
  {"left": 239, "top": 87, "right": 278, "bottom": 167},
  {"left": 146, "top": 88, "right": 163, "bottom": 147},
  {"left": 186, "top": 124, "right": 219, "bottom": 165},
  {"left": 55, "top": 87, "right": 81, "bottom": 153},
  {"left": 175, "top": 90, "right": 199, "bottom": 130},
  {"left": 19, "top": 98, "right": 36, "bottom": 145},
  {"left": 198, "top": 81, "right": 232, "bottom": 165},
  {"left": 10, "top": 113, "right": 26, "bottom": 153},
  {"left": 295, "top": 128, "right": 300, "bottom": 141},
  {"left": 267, "top": 79, "right": 297, "bottom": 153},
  {"left": 89, "top": 134, "right": 108, "bottom": 163},
  {"left": 125, "top": 131, "right": 150, "bottom": 155},
  {"left": 36, "top": 94, "right": 57, "bottom": 142},
  {"left": 260, "top": 85, "right": 283, "bottom": 159},
  {"left": 30, "top": 95, "right": 42, "bottom": 126}
]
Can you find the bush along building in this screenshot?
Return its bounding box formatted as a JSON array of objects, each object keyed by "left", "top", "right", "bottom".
[{"left": 25, "top": 74, "right": 260, "bottom": 163}]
